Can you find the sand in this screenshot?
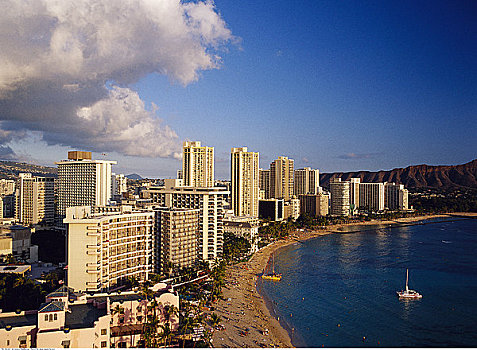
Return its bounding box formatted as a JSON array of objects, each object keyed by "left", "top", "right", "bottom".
[{"left": 210, "top": 213, "right": 469, "bottom": 348}]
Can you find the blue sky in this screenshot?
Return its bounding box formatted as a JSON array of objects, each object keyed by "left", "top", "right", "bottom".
[{"left": 2, "top": 0, "right": 476, "bottom": 179}]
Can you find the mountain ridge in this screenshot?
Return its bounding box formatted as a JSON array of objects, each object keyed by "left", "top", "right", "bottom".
[{"left": 319, "top": 159, "right": 477, "bottom": 189}]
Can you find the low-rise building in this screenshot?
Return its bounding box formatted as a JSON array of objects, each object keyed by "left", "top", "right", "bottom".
[
  {"left": 284, "top": 197, "right": 300, "bottom": 220},
  {"left": 0, "top": 285, "right": 179, "bottom": 348},
  {"left": 258, "top": 199, "right": 284, "bottom": 221},
  {"left": 223, "top": 216, "right": 260, "bottom": 253},
  {"left": 0, "top": 225, "right": 38, "bottom": 263}
]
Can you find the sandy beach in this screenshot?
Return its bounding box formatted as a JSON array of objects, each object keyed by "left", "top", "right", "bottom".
[{"left": 210, "top": 213, "right": 474, "bottom": 348}]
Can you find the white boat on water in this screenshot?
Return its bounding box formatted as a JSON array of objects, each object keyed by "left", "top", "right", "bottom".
[{"left": 397, "top": 269, "right": 422, "bottom": 299}]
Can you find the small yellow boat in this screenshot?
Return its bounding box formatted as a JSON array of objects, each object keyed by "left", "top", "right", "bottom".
[
  {"left": 261, "top": 253, "right": 281, "bottom": 281},
  {"left": 262, "top": 273, "right": 282, "bottom": 281}
]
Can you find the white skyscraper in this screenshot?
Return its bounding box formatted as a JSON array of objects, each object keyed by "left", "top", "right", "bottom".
[
  {"left": 231, "top": 147, "right": 260, "bottom": 217},
  {"left": 56, "top": 151, "right": 117, "bottom": 220},
  {"left": 182, "top": 141, "right": 214, "bottom": 188}
]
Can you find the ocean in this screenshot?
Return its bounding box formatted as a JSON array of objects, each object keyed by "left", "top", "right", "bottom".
[{"left": 257, "top": 218, "right": 477, "bottom": 347}]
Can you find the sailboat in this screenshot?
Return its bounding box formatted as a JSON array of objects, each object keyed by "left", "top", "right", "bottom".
[
  {"left": 262, "top": 254, "right": 282, "bottom": 281},
  {"left": 396, "top": 269, "right": 422, "bottom": 299}
]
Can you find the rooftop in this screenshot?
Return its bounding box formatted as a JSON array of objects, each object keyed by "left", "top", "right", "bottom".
[
  {"left": 47, "top": 286, "right": 74, "bottom": 299},
  {"left": 38, "top": 301, "right": 64, "bottom": 313},
  {"left": 109, "top": 294, "right": 143, "bottom": 303},
  {"left": 65, "top": 303, "right": 107, "bottom": 329},
  {"left": 0, "top": 313, "right": 37, "bottom": 328}
]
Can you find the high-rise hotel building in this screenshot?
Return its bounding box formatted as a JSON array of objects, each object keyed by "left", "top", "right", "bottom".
[
  {"left": 294, "top": 167, "right": 320, "bottom": 195},
  {"left": 64, "top": 206, "right": 154, "bottom": 292},
  {"left": 15, "top": 173, "right": 55, "bottom": 226},
  {"left": 156, "top": 208, "right": 199, "bottom": 273},
  {"left": 182, "top": 141, "right": 214, "bottom": 188},
  {"left": 259, "top": 169, "right": 270, "bottom": 199},
  {"left": 359, "top": 182, "right": 385, "bottom": 211},
  {"left": 231, "top": 147, "right": 259, "bottom": 217},
  {"left": 146, "top": 186, "right": 228, "bottom": 263},
  {"left": 329, "top": 178, "right": 350, "bottom": 216},
  {"left": 385, "top": 183, "right": 409, "bottom": 210},
  {"left": 270, "top": 156, "right": 294, "bottom": 201},
  {"left": 56, "top": 151, "right": 116, "bottom": 221}
]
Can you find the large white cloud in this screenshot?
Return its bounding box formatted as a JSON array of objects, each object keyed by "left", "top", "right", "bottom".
[{"left": 0, "top": 0, "right": 234, "bottom": 159}]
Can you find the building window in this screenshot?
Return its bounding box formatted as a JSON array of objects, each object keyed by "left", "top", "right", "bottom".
[
  {"left": 101, "top": 329, "right": 107, "bottom": 335},
  {"left": 54, "top": 313, "right": 58, "bottom": 321},
  {"left": 49, "top": 314, "right": 53, "bottom": 322},
  {"left": 101, "top": 341, "right": 107, "bottom": 348},
  {"left": 44, "top": 315, "right": 48, "bottom": 321}
]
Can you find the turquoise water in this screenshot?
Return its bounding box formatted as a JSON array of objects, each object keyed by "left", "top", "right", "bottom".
[{"left": 258, "top": 219, "right": 477, "bottom": 347}]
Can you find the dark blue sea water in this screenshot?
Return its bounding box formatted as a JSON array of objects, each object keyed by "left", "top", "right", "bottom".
[{"left": 258, "top": 218, "right": 477, "bottom": 347}]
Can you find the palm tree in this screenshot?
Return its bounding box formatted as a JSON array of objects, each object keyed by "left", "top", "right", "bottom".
[
  {"left": 179, "top": 316, "right": 196, "bottom": 347},
  {"left": 162, "top": 303, "right": 179, "bottom": 328},
  {"left": 200, "top": 327, "right": 213, "bottom": 347},
  {"left": 210, "top": 313, "right": 221, "bottom": 328},
  {"left": 158, "top": 323, "right": 172, "bottom": 347},
  {"left": 144, "top": 298, "right": 159, "bottom": 347}
]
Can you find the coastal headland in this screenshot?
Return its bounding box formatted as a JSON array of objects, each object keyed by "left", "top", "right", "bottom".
[{"left": 211, "top": 213, "right": 476, "bottom": 348}]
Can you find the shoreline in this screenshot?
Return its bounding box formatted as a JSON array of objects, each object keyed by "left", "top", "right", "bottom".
[{"left": 211, "top": 213, "right": 476, "bottom": 348}]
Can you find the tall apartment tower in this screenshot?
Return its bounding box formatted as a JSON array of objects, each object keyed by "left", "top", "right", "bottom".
[
  {"left": 231, "top": 147, "right": 260, "bottom": 217},
  {"left": 182, "top": 141, "right": 214, "bottom": 187},
  {"left": 294, "top": 167, "right": 320, "bottom": 195},
  {"left": 269, "top": 156, "right": 294, "bottom": 201},
  {"left": 385, "top": 183, "right": 409, "bottom": 210},
  {"left": 156, "top": 208, "right": 200, "bottom": 273},
  {"left": 259, "top": 169, "right": 270, "bottom": 199},
  {"left": 56, "top": 151, "right": 117, "bottom": 220},
  {"left": 329, "top": 178, "right": 350, "bottom": 216},
  {"left": 65, "top": 206, "right": 154, "bottom": 292},
  {"left": 349, "top": 178, "right": 361, "bottom": 214},
  {"left": 15, "top": 173, "right": 55, "bottom": 226},
  {"left": 299, "top": 193, "right": 329, "bottom": 217},
  {"left": 147, "top": 187, "right": 228, "bottom": 263},
  {"left": 359, "top": 182, "right": 385, "bottom": 211}
]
